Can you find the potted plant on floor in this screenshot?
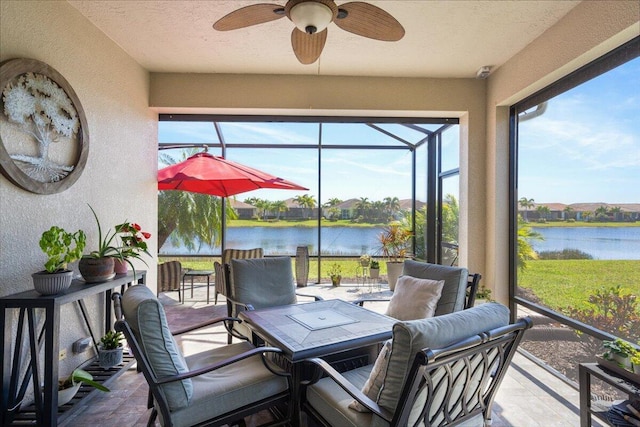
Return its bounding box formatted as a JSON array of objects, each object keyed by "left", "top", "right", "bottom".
[
  {"left": 378, "top": 223, "right": 412, "bottom": 291},
  {"left": 58, "top": 368, "right": 109, "bottom": 406},
  {"left": 369, "top": 260, "right": 380, "bottom": 280},
  {"left": 329, "top": 263, "right": 342, "bottom": 287},
  {"left": 32, "top": 226, "right": 86, "bottom": 295},
  {"left": 98, "top": 330, "right": 125, "bottom": 369}
]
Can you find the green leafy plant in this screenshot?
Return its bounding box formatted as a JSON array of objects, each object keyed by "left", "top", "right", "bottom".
[
  {"left": 475, "top": 284, "right": 492, "bottom": 300},
  {"left": 39, "top": 226, "right": 86, "bottom": 273},
  {"left": 59, "top": 368, "right": 109, "bottom": 392},
  {"left": 603, "top": 338, "right": 635, "bottom": 359},
  {"left": 84, "top": 205, "right": 151, "bottom": 269},
  {"left": 370, "top": 260, "right": 380, "bottom": 269},
  {"left": 100, "top": 330, "right": 124, "bottom": 350},
  {"left": 328, "top": 263, "right": 342, "bottom": 278},
  {"left": 631, "top": 350, "right": 640, "bottom": 367}
]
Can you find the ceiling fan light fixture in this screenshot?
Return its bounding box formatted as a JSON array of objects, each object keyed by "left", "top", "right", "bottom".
[{"left": 289, "top": 1, "right": 334, "bottom": 34}]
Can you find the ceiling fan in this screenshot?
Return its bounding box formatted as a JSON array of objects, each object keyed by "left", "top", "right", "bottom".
[{"left": 213, "top": 0, "right": 405, "bottom": 64}]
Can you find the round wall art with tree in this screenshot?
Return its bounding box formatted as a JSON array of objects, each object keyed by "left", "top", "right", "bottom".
[{"left": 0, "top": 58, "right": 89, "bottom": 194}]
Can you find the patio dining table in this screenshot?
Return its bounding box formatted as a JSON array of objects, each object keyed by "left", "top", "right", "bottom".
[{"left": 238, "top": 299, "right": 396, "bottom": 424}]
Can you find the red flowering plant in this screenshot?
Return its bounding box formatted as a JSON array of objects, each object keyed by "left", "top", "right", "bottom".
[{"left": 114, "top": 221, "right": 152, "bottom": 266}]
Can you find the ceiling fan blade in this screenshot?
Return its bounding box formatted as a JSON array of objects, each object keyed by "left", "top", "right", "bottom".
[
  {"left": 291, "top": 27, "right": 327, "bottom": 64},
  {"left": 213, "top": 3, "right": 285, "bottom": 31},
  {"left": 334, "top": 2, "right": 404, "bottom": 41}
]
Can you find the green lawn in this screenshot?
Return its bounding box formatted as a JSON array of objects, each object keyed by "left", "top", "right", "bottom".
[
  {"left": 528, "top": 221, "right": 639, "bottom": 228},
  {"left": 518, "top": 259, "right": 640, "bottom": 311}
]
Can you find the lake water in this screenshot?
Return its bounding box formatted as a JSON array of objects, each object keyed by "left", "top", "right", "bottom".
[{"left": 160, "top": 226, "right": 640, "bottom": 260}]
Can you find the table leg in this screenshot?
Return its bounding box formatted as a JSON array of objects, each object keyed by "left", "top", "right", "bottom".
[
  {"left": 181, "top": 276, "right": 185, "bottom": 304},
  {"left": 206, "top": 275, "right": 210, "bottom": 304},
  {"left": 579, "top": 364, "right": 591, "bottom": 427},
  {"left": 190, "top": 276, "right": 194, "bottom": 298}
]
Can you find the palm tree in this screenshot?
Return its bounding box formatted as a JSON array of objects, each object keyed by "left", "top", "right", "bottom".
[
  {"left": 563, "top": 206, "right": 574, "bottom": 221},
  {"left": 294, "top": 194, "right": 316, "bottom": 219},
  {"left": 536, "top": 205, "right": 550, "bottom": 222},
  {"left": 355, "top": 197, "right": 371, "bottom": 220},
  {"left": 517, "top": 215, "right": 543, "bottom": 271},
  {"left": 254, "top": 199, "right": 271, "bottom": 220},
  {"left": 519, "top": 197, "right": 535, "bottom": 222},
  {"left": 595, "top": 205, "right": 610, "bottom": 222},
  {"left": 384, "top": 196, "right": 401, "bottom": 220},
  {"left": 271, "top": 200, "right": 288, "bottom": 220}
]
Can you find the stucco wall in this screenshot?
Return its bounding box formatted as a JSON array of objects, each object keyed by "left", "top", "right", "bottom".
[{"left": 1, "top": 0, "right": 157, "bottom": 374}]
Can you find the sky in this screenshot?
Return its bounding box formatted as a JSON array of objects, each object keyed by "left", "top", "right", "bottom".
[{"left": 159, "top": 57, "right": 639, "bottom": 205}]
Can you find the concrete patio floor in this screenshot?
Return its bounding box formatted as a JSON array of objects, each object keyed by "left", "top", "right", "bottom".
[{"left": 59, "top": 279, "right": 597, "bottom": 427}]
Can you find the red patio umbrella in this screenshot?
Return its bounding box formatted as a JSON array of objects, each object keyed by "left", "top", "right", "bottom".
[{"left": 158, "top": 152, "right": 308, "bottom": 196}]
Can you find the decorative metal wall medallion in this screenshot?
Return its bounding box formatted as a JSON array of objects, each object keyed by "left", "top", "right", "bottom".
[{"left": 0, "top": 58, "right": 89, "bottom": 194}]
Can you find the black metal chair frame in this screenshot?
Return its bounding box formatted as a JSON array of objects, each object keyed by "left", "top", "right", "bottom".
[
  {"left": 112, "top": 292, "right": 292, "bottom": 427},
  {"left": 354, "top": 272, "right": 482, "bottom": 312},
  {"left": 300, "top": 317, "right": 532, "bottom": 427}
]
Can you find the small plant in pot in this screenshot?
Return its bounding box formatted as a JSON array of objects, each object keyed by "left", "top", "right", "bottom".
[
  {"left": 329, "top": 263, "right": 342, "bottom": 286},
  {"left": 603, "top": 338, "right": 635, "bottom": 370},
  {"left": 58, "top": 368, "right": 109, "bottom": 406},
  {"left": 369, "top": 260, "right": 380, "bottom": 279},
  {"left": 32, "top": 226, "right": 86, "bottom": 295},
  {"left": 631, "top": 350, "right": 640, "bottom": 375},
  {"left": 98, "top": 330, "right": 125, "bottom": 369}
]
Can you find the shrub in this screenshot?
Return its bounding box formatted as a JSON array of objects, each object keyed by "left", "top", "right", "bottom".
[{"left": 538, "top": 249, "right": 593, "bottom": 260}]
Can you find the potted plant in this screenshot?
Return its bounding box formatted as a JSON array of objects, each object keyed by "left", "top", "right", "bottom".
[
  {"left": 98, "top": 330, "right": 125, "bottom": 369},
  {"left": 603, "top": 338, "right": 635, "bottom": 369},
  {"left": 369, "top": 260, "right": 380, "bottom": 279},
  {"left": 631, "top": 350, "right": 640, "bottom": 375},
  {"left": 329, "top": 263, "right": 342, "bottom": 287},
  {"left": 359, "top": 254, "right": 371, "bottom": 267},
  {"left": 79, "top": 205, "right": 151, "bottom": 282},
  {"left": 112, "top": 221, "right": 151, "bottom": 275},
  {"left": 58, "top": 368, "right": 109, "bottom": 406},
  {"left": 474, "top": 284, "right": 492, "bottom": 304},
  {"left": 378, "top": 223, "right": 412, "bottom": 291},
  {"left": 32, "top": 226, "right": 86, "bottom": 295}
]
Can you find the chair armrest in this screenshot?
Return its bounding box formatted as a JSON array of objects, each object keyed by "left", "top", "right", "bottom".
[
  {"left": 225, "top": 295, "right": 255, "bottom": 311},
  {"left": 296, "top": 292, "right": 324, "bottom": 301},
  {"left": 155, "top": 346, "right": 289, "bottom": 384},
  {"left": 350, "top": 297, "right": 391, "bottom": 307},
  {"left": 171, "top": 316, "right": 242, "bottom": 336},
  {"left": 301, "top": 358, "right": 393, "bottom": 422}
]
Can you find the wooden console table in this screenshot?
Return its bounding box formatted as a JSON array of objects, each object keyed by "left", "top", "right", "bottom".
[
  {"left": 579, "top": 362, "right": 640, "bottom": 427},
  {"left": 0, "top": 271, "right": 146, "bottom": 426}
]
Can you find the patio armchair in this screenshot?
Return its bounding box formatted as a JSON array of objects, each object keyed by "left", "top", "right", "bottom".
[
  {"left": 213, "top": 247, "right": 263, "bottom": 305},
  {"left": 225, "top": 257, "right": 322, "bottom": 344},
  {"left": 158, "top": 261, "right": 183, "bottom": 302},
  {"left": 300, "top": 303, "right": 532, "bottom": 427},
  {"left": 354, "top": 260, "right": 480, "bottom": 319},
  {"left": 113, "top": 285, "right": 291, "bottom": 427}
]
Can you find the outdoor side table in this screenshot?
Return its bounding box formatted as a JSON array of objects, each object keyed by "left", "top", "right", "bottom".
[
  {"left": 182, "top": 270, "right": 214, "bottom": 304},
  {"left": 579, "top": 362, "right": 640, "bottom": 427},
  {"left": 1, "top": 271, "right": 146, "bottom": 426}
]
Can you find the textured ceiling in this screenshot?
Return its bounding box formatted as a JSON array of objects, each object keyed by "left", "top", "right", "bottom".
[{"left": 68, "top": 0, "right": 581, "bottom": 78}]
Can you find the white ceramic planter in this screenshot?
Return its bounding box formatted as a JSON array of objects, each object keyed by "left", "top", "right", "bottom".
[{"left": 57, "top": 382, "right": 81, "bottom": 406}]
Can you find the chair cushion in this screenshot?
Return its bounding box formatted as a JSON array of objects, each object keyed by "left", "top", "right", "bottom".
[
  {"left": 349, "top": 340, "right": 392, "bottom": 412},
  {"left": 306, "top": 365, "right": 381, "bottom": 427},
  {"left": 121, "top": 285, "right": 192, "bottom": 410},
  {"left": 402, "top": 260, "right": 469, "bottom": 316},
  {"left": 167, "top": 341, "right": 289, "bottom": 427},
  {"left": 385, "top": 276, "right": 444, "bottom": 320},
  {"left": 231, "top": 257, "right": 297, "bottom": 309},
  {"left": 376, "top": 303, "right": 510, "bottom": 416}
]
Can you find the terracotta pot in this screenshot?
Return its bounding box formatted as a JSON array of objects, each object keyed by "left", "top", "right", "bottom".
[
  {"left": 79, "top": 257, "right": 115, "bottom": 283},
  {"left": 113, "top": 258, "right": 128, "bottom": 275}
]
